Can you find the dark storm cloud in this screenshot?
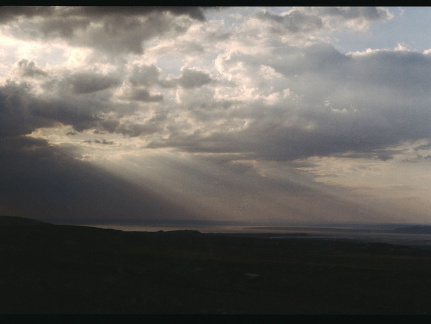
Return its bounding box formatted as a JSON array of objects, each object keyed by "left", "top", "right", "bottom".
[
  {"left": 4, "top": 60, "right": 167, "bottom": 138},
  {"left": 177, "top": 69, "right": 213, "bottom": 89},
  {"left": 340, "top": 148, "right": 405, "bottom": 161},
  {"left": 0, "top": 81, "right": 56, "bottom": 137},
  {"left": 117, "top": 123, "right": 162, "bottom": 137},
  {"left": 129, "top": 64, "right": 161, "bottom": 87},
  {"left": 125, "top": 88, "right": 163, "bottom": 102},
  {"left": 0, "top": 6, "right": 206, "bottom": 24},
  {"left": 0, "top": 136, "right": 196, "bottom": 221},
  {"left": 0, "top": 6, "right": 54, "bottom": 23},
  {"left": 82, "top": 139, "right": 114, "bottom": 145},
  {"left": 3, "top": 7, "right": 207, "bottom": 55},
  {"left": 0, "top": 79, "right": 111, "bottom": 136},
  {"left": 39, "top": 17, "right": 92, "bottom": 39},
  {"left": 18, "top": 60, "right": 47, "bottom": 78},
  {"left": 99, "top": 119, "right": 120, "bottom": 133},
  {"left": 29, "top": 96, "right": 101, "bottom": 133},
  {"left": 67, "top": 72, "right": 121, "bottom": 94},
  {"left": 0, "top": 68, "right": 196, "bottom": 220},
  {"left": 116, "top": 111, "right": 168, "bottom": 137},
  {"left": 129, "top": 65, "right": 213, "bottom": 89},
  {"left": 69, "top": 6, "right": 206, "bottom": 21}
]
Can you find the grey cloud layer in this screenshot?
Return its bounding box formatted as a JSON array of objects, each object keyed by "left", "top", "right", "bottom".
[
  {"left": 176, "top": 69, "right": 213, "bottom": 89},
  {"left": 18, "top": 60, "right": 48, "bottom": 78},
  {"left": 0, "top": 6, "right": 54, "bottom": 23},
  {"left": 0, "top": 136, "right": 196, "bottom": 221},
  {"left": 2, "top": 7, "right": 207, "bottom": 55},
  {"left": 149, "top": 44, "right": 431, "bottom": 161},
  {"left": 256, "top": 9, "right": 323, "bottom": 34},
  {"left": 5, "top": 44, "right": 431, "bottom": 162},
  {"left": 0, "top": 76, "right": 118, "bottom": 136},
  {"left": 2, "top": 7, "right": 429, "bottom": 163},
  {"left": 129, "top": 65, "right": 214, "bottom": 89},
  {"left": 68, "top": 72, "right": 121, "bottom": 94},
  {"left": 255, "top": 7, "right": 392, "bottom": 34},
  {"left": 0, "top": 68, "right": 197, "bottom": 221},
  {"left": 0, "top": 82, "right": 56, "bottom": 137},
  {"left": 124, "top": 88, "right": 163, "bottom": 102}
]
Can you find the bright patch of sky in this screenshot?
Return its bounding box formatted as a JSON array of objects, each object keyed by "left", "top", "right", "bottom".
[{"left": 332, "top": 7, "right": 431, "bottom": 53}]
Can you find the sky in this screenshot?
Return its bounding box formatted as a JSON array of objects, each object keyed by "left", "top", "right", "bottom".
[{"left": 1, "top": 6, "right": 431, "bottom": 226}]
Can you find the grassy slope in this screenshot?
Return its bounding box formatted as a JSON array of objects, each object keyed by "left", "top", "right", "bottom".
[{"left": 1, "top": 223, "right": 431, "bottom": 314}]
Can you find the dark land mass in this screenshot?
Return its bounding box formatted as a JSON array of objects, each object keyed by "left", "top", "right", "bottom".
[
  {"left": 0, "top": 216, "right": 51, "bottom": 226},
  {"left": 1, "top": 217, "right": 431, "bottom": 314},
  {"left": 392, "top": 225, "right": 431, "bottom": 234}
]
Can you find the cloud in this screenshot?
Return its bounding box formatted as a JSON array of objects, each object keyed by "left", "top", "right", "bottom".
[
  {"left": 123, "top": 88, "right": 163, "bottom": 102},
  {"left": 0, "top": 7, "right": 207, "bottom": 25},
  {"left": 255, "top": 9, "right": 323, "bottom": 34},
  {"left": 18, "top": 60, "right": 47, "bottom": 78},
  {"left": 255, "top": 7, "right": 392, "bottom": 35},
  {"left": 6, "top": 21, "right": 431, "bottom": 165},
  {"left": 176, "top": 68, "right": 213, "bottom": 89},
  {"left": 128, "top": 64, "right": 214, "bottom": 89},
  {"left": 145, "top": 42, "right": 431, "bottom": 162},
  {"left": 0, "top": 136, "right": 195, "bottom": 221},
  {"left": 67, "top": 72, "right": 121, "bottom": 94},
  {"left": 2, "top": 7, "right": 207, "bottom": 55},
  {"left": 0, "top": 81, "right": 56, "bottom": 138},
  {"left": 2, "top": 59, "right": 172, "bottom": 139},
  {"left": 415, "top": 142, "right": 431, "bottom": 151},
  {"left": 318, "top": 7, "right": 393, "bottom": 30},
  {"left": 129, "top": 64, "right": 161, "bottom": 87},
  {"left": 99, "top": 119, "right": 120, "bottom": 133},
  {"left": 0, "top": 6, "right": 55, "bottom": 23},
  {"left": 0, "top": 78, "right": 111, "bottom": 136},
  {"left": 74, "top": 6, "right": 207, "bottom": 21},
  {"left": 116, "top": 110, "right": 168, "bottom": 137},
  {"left": 82, "top": 139, "right": 114, "bottom": 145},
  {"left": 39, "top": 16, "right": 92, "bottom": 39}
]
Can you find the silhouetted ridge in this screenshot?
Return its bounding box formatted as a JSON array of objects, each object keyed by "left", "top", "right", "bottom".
[
  {"left": 0, "top": 216, "right": 51, "bottom": 226},
  {"left": 160, "top": 230, "right": 202, "bottom": 235},
  {"left": 392, "top": 225, "right": 431, "bottom": 234}
]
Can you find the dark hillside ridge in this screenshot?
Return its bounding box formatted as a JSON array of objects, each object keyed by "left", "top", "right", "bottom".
[
  {"left": 0, "top": 216, "right": 51, "bottom": 226},
  {"left": 392, "top": 225, "right": 431, "bottom": 234},
  {"left": 1, "top": 223, "right": 431, "bottom": 313}
]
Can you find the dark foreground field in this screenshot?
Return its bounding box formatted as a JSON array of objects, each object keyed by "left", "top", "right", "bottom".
[{"left": 1, "top": 218, "right": 431, "bottom": 314}]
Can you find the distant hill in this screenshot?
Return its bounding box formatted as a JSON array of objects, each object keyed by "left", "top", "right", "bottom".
[
  {"left": 0, "top": 216, "right": 51, "bottom": 226},
  {"left": 392, "top": 225, "right": 431, "bottom": 234},
  {"left": 1, "top": 219, "right": 431, "bottom": 313}
]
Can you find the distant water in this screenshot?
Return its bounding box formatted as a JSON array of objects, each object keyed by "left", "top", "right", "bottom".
[{"left": 85, "top": 223, "right": 431, "bottom": 247}]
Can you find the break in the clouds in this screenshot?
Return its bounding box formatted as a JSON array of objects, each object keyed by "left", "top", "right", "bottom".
[{"left": 1, "top": 7, "right": 431, "bottom": 225}]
